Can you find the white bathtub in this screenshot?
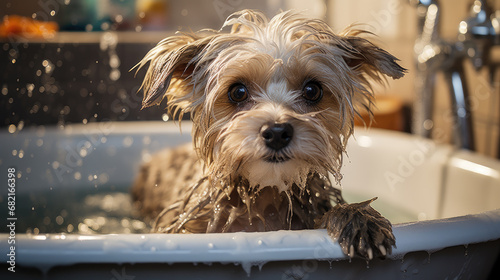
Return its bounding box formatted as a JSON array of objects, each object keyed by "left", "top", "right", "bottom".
[{"left": 1, "top": 121, "right": 499, "bottom": 279}]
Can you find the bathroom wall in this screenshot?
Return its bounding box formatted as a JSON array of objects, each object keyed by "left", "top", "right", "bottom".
[{"left": 328, "top": 0, "right": 500, "bottom": 158}]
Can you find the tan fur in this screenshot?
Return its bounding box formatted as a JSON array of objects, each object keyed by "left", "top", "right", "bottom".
[{"left": 132, "top": 10, "right": 405, "bottom": 259}]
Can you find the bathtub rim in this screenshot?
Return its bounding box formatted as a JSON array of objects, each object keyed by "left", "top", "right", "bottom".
[{"left": 2, "top": 208, "right": 500, "bottom": 268}]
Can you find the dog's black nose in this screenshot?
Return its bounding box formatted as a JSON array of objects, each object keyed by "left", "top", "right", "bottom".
[{"left": 260, "top": 122, "right": 294, "bottom": 151}]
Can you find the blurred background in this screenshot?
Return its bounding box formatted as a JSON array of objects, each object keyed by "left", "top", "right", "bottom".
[{"left": 1, "top": 0, "right": 499, "bottom": 158}]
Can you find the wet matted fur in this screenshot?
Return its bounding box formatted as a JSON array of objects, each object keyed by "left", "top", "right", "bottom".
[{"left": 132, "top": 10, "right": 406, "bottom": 260}]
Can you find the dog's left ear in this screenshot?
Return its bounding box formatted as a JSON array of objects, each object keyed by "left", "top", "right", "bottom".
[{"left": 340, "top": 35, "right": 406, "bottom": 80}]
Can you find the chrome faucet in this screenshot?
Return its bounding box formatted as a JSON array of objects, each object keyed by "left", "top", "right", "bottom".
[{"left": 411, "top": 0, "right": 500, "bottom": 154}]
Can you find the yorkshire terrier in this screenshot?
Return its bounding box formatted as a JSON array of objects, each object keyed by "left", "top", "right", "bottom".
[{"left": 132, "top": 10, "right": 406, "bottom": 260}]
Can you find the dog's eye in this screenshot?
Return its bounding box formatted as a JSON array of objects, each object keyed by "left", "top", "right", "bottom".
[
  {"left": 228, "top": 83, "right": 249, "bottom": 103},
  {"left": 302, "top": 81, "right": 323, "bottom": 103}
]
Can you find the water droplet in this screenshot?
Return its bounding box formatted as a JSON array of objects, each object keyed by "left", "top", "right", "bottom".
[
  {"left": 43, "top": 59, "right": 54, "bottom": 74},
  {"left": 8, "top": 124, "right": 16, "bottom": 133},
  {"left": 123, "top": 136, "right": 133, "bottom": 147},
  {"left": 56, "top": 216, "right": 64, "bottom": 225},
  {"left": 162, "top": 114, "right": 170, "bottom": 121},
  {"left": 101, "top": 22, "right": 110, "bottom": 31},
  {"left": 121, "top": 218, "right": 130, "bottom": 227},
  {"left": 109, "top": 69, "right": 120, "bottom": 81},
  {"left": 17, "top": 121, "right": 24, "bottom": 131},
  {"left": 27, "top": 83, "right": 34, "bottom": 93},
  {"left": 79, "top": 148, "right": 88, "bottom": 157},
  {"left": 52, "top": 161, "right": 60, "bottom": 169},
  {"left": 110, "top": 54, "right": 120, "bottom": 68}
]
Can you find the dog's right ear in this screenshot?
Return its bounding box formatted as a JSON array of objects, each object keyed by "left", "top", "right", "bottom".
[{"left": 135, "top": 32, "right": 214, "bottom": 113}]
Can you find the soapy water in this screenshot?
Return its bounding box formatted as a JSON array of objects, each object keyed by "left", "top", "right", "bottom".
[{"left": 0, "top": 188, "right": 416, "bottom": 235}]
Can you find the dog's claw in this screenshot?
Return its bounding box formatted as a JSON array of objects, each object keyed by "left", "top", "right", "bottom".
[
  {"left": 379, "top": 244, "right": 387, "bottom": 256},
  {"left": 316, "top": 197, "right": 395, "bottom": 260},
  {"left": 367, "top": 247, "right": 373, "bottom": 260},
  {"left": 349, "top": 245, "right": 355, "bottom": 259}
]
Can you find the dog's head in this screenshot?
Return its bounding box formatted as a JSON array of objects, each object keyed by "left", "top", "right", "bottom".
[{"left": 137, "top": 10, "right": 405, "bottom": 192}]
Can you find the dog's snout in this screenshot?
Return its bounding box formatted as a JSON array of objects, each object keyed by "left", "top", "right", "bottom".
[{"left": 260, "top": 123, "right": 294, "bottom": 151}]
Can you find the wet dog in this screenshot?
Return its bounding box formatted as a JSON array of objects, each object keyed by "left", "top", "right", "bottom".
[{"left": 132, "top": 10, "right": 405, "bottom": 260}]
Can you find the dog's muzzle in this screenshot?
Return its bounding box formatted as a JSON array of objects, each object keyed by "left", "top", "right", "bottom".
[{"left": 260, "top": 122, "right": 293, "bottom": 163}]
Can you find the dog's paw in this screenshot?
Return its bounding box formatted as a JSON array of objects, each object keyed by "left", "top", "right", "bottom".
[{"left": 316, "top": 197, "right": 395, "bottom": 260}]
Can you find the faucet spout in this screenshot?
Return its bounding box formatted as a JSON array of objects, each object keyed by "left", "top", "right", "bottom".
[
  {"left": 412, "top": 0, "right": 443, "bottom": 139},
  {"left": 411, "top": 0, "right": 481, "bottom": 151}
]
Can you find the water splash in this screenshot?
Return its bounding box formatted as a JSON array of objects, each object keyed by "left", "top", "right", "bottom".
[{"left": 100, "top": 32, "right": 121, "bottom": 81}]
